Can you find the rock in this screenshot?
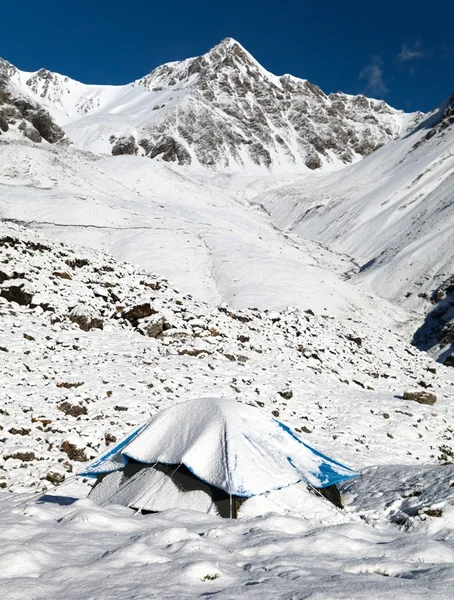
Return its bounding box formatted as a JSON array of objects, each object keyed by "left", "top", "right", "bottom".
[
  {"left": 4, "top": 451, "right": 36, "bottom": 462},
  {"left": 18, "top": 120, "right": 42, "bottom": 143},
  {"left": 0, "top": 284, "right": 33, "bottom": 306},
  {"left": 403, "top": 390, "right": 437, "bottom": 405},
  {"left": 147, "top": 136, "right": 191, "bottom": 165},
  {"left": 111, "top": 134, "right": 138, "bottom": 156},
  {"left": 52, "top": 271, "right": 72, "bottom": 280},
  {"left": 278, "top": 389, "right": 293, "bottom": 400},
  {"left": 237, "top": 335, "right": 250, "bottom": 343},
  {"left": 45, "top": 468, "right": 65, "bottom": 485},
  {"left": 69, "top": 306, "right": 103, "bottom": 332},
  {"left": 58, "top": 402, "right": 87, "bottom": 417},
  {"left": 61, "top": 441, "right": 87, "bottom": 462},
  {"left": 179, "top": 348, "right": 210, "bottom": 357},
  {"left": 56, "top": 381, "right": 84, "bottom": 389},
  {"left": 144, "top": 316, "right": 167, "bottom": 338},
  {"left": 444, "top": 355, "right": 454, "bottom": 368},
  {"left": 347, "top": 334, "right": 362, "bottom": 346},
  {"left": 122, "top": 303, "right": 157, "bottom": 326},
  {"left": 421, "top": 508, "right": 443, "bottom": 518},
  {"left": 66, "top": 258, "right": 90, "bottom": 269},
  {"left": 105, "top": 432, "right": 117, "bottom": 446},
  {"left": 8, "top": 428, "right": 31, "bottom": 436},
  {"left": 0, "top": 113, "right": 8, "bottom": 132}
]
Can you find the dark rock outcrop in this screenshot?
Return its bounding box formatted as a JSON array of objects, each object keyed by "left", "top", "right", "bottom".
[{"left": 403, "top": 390, "right": 437, "bottom": 405}]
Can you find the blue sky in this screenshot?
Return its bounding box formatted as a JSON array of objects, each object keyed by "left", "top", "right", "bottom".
[{"left": 1, "top": 0, "right": 452, "bottom": 112}]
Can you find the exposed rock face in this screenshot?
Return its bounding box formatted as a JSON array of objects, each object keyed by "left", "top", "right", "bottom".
[
  {"left": 0, "top": 284, "right": 33, "bottom": 306},
  {"left": 413, "top": 93, "right": 454, "bottom": 150},
  {"left": 111, "top": 134, "right": 138, "bottom": 156},
  {"left": 0, "top": 71, "right": 66, "bottom": 144},
  {"left": 144, "top": 135, "right": 191, "bottom": 165},
  {"left": 0, "top": 40, "right": 421, "bottom": 172},
  {"left": 129, "top": 38, "right": 419, "bottom": 171}
]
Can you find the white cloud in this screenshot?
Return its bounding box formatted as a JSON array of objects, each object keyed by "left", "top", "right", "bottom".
[
  {"left": 397, "top": 42, "right": 424, "bottom": 62},
  {"left": 359, "top": 56, "right": 388, "bottom": 96}
]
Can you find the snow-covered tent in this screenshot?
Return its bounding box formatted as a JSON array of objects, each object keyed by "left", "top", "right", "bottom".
[{"left": 80, "top": 397, "right": 358, "bottom": 517}]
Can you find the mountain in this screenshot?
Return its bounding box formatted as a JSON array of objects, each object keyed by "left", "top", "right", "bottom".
[
  {"left": 0, "top": 62, "right": 66, "bottom": 145},
  {"left": 253, "top": 94, "right": 454, "bottom": 363},
  {"left": 1, "top": 39, "right": 421, "bottom": 172}
]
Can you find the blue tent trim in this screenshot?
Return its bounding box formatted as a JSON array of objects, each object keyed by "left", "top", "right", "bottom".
[
  {"left": 274, "top": 419, "right": 359, "bottom": 487},
  {"left": 78, "top": 421, "right": 149, "bottom": 478}
]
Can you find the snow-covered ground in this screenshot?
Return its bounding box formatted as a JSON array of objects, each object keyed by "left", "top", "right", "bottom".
[
  {"left": 1, "top": 209, "right": 454, "bottom": 596},
  {"left": 2, "top": 464, "right": 454, "bottom": 599},
  {"left": 0, "top": 140, "right": 412, "bottom": 326}
]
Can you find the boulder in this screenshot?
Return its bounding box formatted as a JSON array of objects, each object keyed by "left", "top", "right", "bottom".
[
  {"left": 69, "top": 305, "right": 103, "bottom": 331},
  {"left": 122, "top": 303, "right": 157, "bottom": 326},
  {"left": 403, "top": 390, "right": 437, "bottom": 405}
]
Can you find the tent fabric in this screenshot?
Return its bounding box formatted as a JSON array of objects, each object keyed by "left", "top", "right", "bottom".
[
  {"left": 79, "top": 397, "right": 358, "bottom": 496},
  {"left": 89, "top": 463, "right": 220, "bottom": 515}
]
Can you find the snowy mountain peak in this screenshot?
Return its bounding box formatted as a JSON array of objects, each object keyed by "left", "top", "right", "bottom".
[{"left": 1, "top": 42, "right": 423, "bottom": 173}]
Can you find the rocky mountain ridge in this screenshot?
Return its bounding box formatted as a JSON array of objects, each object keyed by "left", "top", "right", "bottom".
[
  {"left": 0, "top": 64, "right": 66, "bottom": 145},
  {"left": 1, "top": 39, "right": 422, "bottom": 172},
  {"left": 252, "top": 92, "right": 454, "bottom": 366}
]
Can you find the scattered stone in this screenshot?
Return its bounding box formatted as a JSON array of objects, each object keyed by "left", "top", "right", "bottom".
[
  {"left": 4, "top": 451, "right": 36, "bottom": 462},
  {"left": 122, "top": 303, "right": 157, "bottom": 326},
  {"left": 52, "top": 271, "right": 72, "bottom": 280},
  {"left": 58, "top": 402, "right": 87, "bottom": 417},
  {"left": 347, "top": 334, "right": 362, "bottom": 346},
  {"left": 144, "top": 317, "right": 167, "bottom": 338},
  {"left": 105, "top": 433, "right": 117, "bottom": 446},
  {"left": 278, "top": 389, "right": 293, "bottom": 400},
  {"left": 0, "top": 284, "right": 33, "bottom": 306},
  {"left": 403, "top": 390, "right": 437, "bottom": 405},
  {"left": 61, "top": 441, "right": 87, "bottom": 462},
  {"left": 69, "top": 306, "right": 103, "bottom": 332},
  {"left": 8, "top": 428, "right": 31, "bottom": 436},
  {"left": 422, "top": 508, "right": 443, "bottom": 518},
  {"left": 56, "top": 381, "right": 84, "bottom": 389},
  {"left": 179, "top": 348, "right": 209, "bottom": 357},
  {"left": 45, "top": 469, "right": 65, "bottom": 485},
  {"left": 66, "top": 258, "right": 90, "bottom": 269}
]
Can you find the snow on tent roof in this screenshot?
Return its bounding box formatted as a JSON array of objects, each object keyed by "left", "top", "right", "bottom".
[{"left": 79, "top": 397, "right": 358, "bottom": 496}]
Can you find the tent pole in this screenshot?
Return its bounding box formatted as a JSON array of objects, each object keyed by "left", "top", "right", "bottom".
[{"left": 229, "top": 494, "right": 232, "bottom": 519}]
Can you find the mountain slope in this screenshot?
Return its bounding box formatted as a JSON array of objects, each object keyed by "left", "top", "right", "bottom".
[
  {"left": 0, "top": 139, "right": 413, "bottom": 327},
  {"left": 1, "top": 221, "right": 452, "bottom": 495},
  {"left": 253, "top": 95, "right": 454, "bottom": 361},
  {"left": 2, "top": 39, "right": 421, "bottom": 173}
]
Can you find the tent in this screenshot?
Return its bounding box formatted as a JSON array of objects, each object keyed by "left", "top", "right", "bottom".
[{"left": 79, "top": 397, "right": 358, "bottom": 517}]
